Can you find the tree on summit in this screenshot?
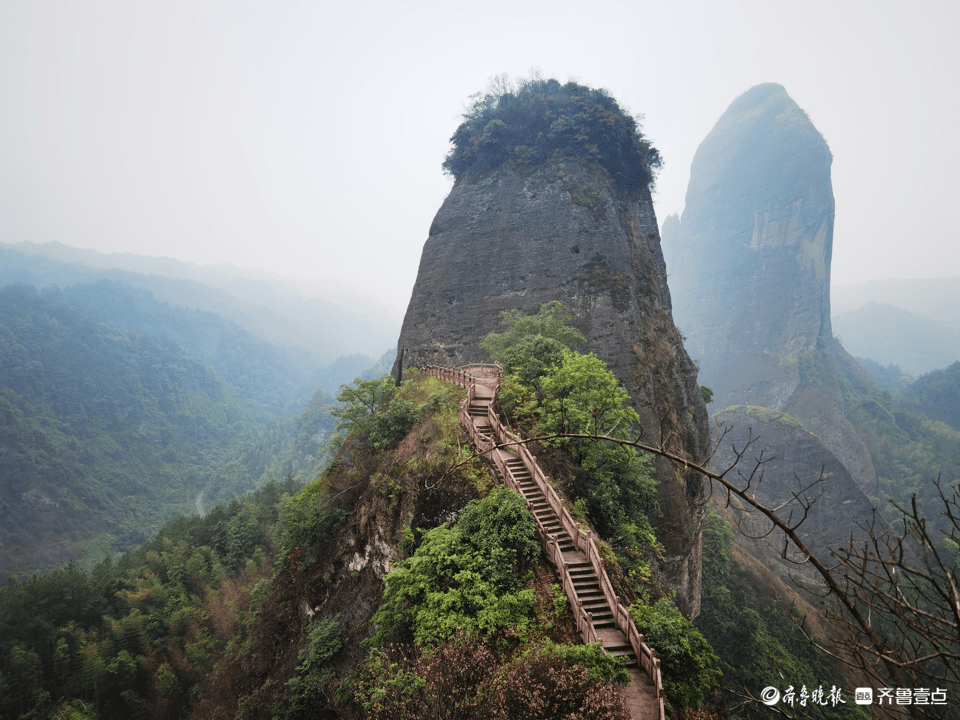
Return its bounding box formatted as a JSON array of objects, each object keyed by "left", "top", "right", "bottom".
[{"left": 443, "top": 75, "right": 662, "bottom": 193}]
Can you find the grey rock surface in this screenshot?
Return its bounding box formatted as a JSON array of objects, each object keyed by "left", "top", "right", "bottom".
[
  {"left": 710, "top": 407, "right": 882, "bottom": 589},
  {"left": 393, "top": 160, "right": 711, "bottom": 615},
  {"left": 662, "top": 83, "right": 876, "bottom": 490}
]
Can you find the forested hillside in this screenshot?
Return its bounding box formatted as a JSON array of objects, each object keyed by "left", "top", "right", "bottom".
[
  {"left": 0, "top": 242, "right": 399, "bottom": 366},
  {"left": 0, "top": 282, "right": 341, "bottom": 580},
  {"left": 837, "top": 353, "right": 960, "bottom": 533},
  {"left": 0, "top": 312, "right": 869, "bottom": 719}
]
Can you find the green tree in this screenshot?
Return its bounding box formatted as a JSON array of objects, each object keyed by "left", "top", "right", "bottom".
[
  {"left": 443, "top": 75, "right": 662, "bottom": 192},
  {"left": 482, "top": 304, "right": 658, "bottom": 582},
  {"left": 481, "top": 301, "right": 585, "bottom": 363},
  {"left": 330, "top": 375, "right": 396, "bottom": 437},
  {"left": 631, "top": 599, "right": 721, "bottom": 709},
  {"left": 370, "top": 488, "right": 539, "bottom": 646},
  {"left": 539, "top": 349, "right": 640, "bottom": 439},
  {"left": 537, "top": 350, "right": 658, "bottom": 549}
]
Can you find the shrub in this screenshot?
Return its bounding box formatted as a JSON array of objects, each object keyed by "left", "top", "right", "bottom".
[
  {"left": 443, "top": 75, "right": 661, "bottom": 194},
  {"left": 481, "top": 301, "right": 585, "bottom": 361},
  {"left": 347, "top": 636, "right": 630, "bottom": 719},
  {"left": 276, "top": 617, "right": 342, "bottom": 719},
  {"left": 541, "top": 641, "right": 630, "bottom": 685},
  {"left": 631, "top": 599, "right": 721, "bottom": 709},
  {"left": 370, "top": 488, "right": 539, "bottom": 646},
  {"left": 277, "top": 479, "right": 346, "bottom": 566},
  {"left": 368, "top": 398, "right": 423, "bottom": 450},
  {"left": 486, "top": 646, "right": 629, "bottom": 719}
]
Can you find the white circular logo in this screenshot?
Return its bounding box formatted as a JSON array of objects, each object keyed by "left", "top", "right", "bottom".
[{"left": 761, "top": 687, "right": 781, "bottom": 706}]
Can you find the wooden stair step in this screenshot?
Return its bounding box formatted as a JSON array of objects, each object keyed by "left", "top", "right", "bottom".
[
  {"left": 582, "top": 596, "right": 610, "bottom": 607},
  {"left": 573, "top": 580, "right": 601, "bottom": 591}
]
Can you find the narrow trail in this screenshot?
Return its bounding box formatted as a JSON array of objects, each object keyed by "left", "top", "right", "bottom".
[{"left": 424, "top": 364, "right": 665, "bottom": 720}]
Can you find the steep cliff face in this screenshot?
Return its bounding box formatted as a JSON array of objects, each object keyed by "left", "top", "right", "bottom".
[
  {"left": 661, "top": 83, "right": 875, "bottom": 490},
  {"left": 393, "top": 159, "right": 711, "bottom": 615},
  {"left": 709, "top": 406, "right": 879, "bottom": 587}
]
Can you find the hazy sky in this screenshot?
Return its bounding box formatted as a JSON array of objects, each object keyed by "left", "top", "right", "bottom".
[{"left": 1, "top": 0, "right": 958, "bottom": 318}]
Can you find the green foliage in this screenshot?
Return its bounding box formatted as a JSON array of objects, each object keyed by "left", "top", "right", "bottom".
[
  {"left": 699, "top": 385, "right": 714, "bottom": 404},
  {"left": 328, "top": 374, "right": 430, "bottom": 452},
  {"left": 695, "top": 509, "right": 868, "bottom": 719},
  {"left": 54, "top": 699, "right": 100, "bottom": 719},
  {"left": 368, "top": 398, "right": 423, "bottom": 450},
  {"left": 482, "top": 304, "right": 659, "bottom": 592},
  {"left": 481, "top": 301, "right": 585, "bottom": 363},
  {"left": 540, "top": 641, "right": 630, "bottom": 685},
  {"left": 443, "top": 74, "right": 661, "bottom": 193},
  {"left": 370, "top": 488, "right": 540, "bottom": 646},
  {"left": 500, "top": 335, "right": 568, "bottom": 387},
  {"left": 631, "top": 598, "right": 721, "bottom": 709},
  {"left": 539, "top": 350, "right": 658, "bottom": 556},
  {"left": 349, "top": 647, "right": 429, "bottom": 716},
  {"left": 539, "top": 349, "right": 640, "bottom": 438},
  {"left": 278, "top": 476, "right": 346, "bottom": 565},
  {"left": 330, "top": 374, "right": 396, "bottom": 437},
  {"left": 275, "top": 617, "right": 342, "bottom": 719},
  {"left": 495, "top": 373, "right": 541, "bottom": 428}
]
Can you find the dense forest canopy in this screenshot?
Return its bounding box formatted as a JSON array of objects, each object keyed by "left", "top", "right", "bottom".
[
  {"left": 0, "top": 282, "right": 339, "bottom": 577},
  {"left": 442, "top": 75, "right": 662, "bottom": 193}
]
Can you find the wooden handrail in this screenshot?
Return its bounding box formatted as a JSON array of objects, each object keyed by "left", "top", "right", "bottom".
[{"left": 421, "top": 364, "right": 664, "bottom": 715}]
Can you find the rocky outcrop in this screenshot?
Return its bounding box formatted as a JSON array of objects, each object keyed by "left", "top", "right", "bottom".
[
  {"left": 661, "top": 83, "right": 875, "bottom": 490},
  {"left": 709, "top": 407, "right": 880, "bottom": 588},
  {"left": 393, "top": 159, "right": 711, "bottom": 616}
]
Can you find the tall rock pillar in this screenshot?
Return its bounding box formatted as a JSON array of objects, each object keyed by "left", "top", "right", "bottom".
[
  {"left": 661, "top": 83, "right": 875, "bottom": 489},
  {"left": 393, "top": 159, "right": 711, "bottom": 615}
]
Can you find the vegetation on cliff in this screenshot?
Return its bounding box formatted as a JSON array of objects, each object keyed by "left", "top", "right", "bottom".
[
  {"left": 0, "top": 282, "right": 340, "bottom": 580},
  {"left": 483, "top": 303, "right": 661, "bottom": 591},
  {"left": 442, "top": 75, "right": 662, "bottom": 193},
  {"left": 482, "top": 303, "right": 725, "bottom": 712},
  {"left": 0, "top": 370, "right": 643, "bottom": 719},
  {"left": 695, "top": 509, "right": 869, "bottom": 719},
  {"left": 830, "top": 350, "right": 960, "bottom": 536},
  {"left": 369, "top": 488, "right": 540, "bottom": 646}
]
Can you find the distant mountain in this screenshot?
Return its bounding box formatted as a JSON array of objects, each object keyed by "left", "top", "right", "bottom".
[
  {"left": 831, "top": 278, "right": 960, "bottom": 377},
  {"left": 0, "top": 241, "right": 399, "bottom": 362},
  {"left": 832, "top": 301, "right": 960, "bottom": 377},
  {"left": 661, "top": 83, "right": 876, "bottom": 491},
  {"left": 832, "top": 276, "right": 960, "bottom": 332},
  {"left": 900, "top": 361, "right": 960, "bottom": 431},
  {"left": 0, "top": 281, "right": 341, "bottom": 581}
]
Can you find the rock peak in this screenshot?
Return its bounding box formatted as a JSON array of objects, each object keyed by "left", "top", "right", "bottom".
[
  {"left": 685, "top": 83, "right": 832, "bottom": 231},
  {"left": 393, "top": 155, "right": 710, "bottom": 615},
  {"left": 663, "top": 84, "right": 875, "bottom": 489}
]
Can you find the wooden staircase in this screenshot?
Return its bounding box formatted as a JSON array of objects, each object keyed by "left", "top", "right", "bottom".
[
  {"left": 503, "top": 455, "right": 639, "bottom": 667},
  {"left": 422, "top": 363, "right": 665, "bottom": 720}
]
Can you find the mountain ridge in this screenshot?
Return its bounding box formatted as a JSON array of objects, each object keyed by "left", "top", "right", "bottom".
[{"left": 0, "top": 241, "right": 399, "bottom": 361}]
